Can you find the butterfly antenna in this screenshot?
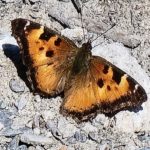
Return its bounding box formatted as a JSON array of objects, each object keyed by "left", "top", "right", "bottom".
[
  {"left": 91, "top": 23, "right": 116, "bottom": 49},
  {"left": 80, "top": 2, "right": 86, "bottom": 42},
  {"left": 91, "top": 23, "right": 116, "bottom": 43}
]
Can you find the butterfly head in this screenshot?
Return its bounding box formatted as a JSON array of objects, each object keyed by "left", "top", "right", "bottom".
[{"left": 81, "top": 40, "right": 92, "bottom": 52}]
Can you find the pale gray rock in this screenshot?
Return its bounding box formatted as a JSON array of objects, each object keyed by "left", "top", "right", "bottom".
[
  {"left": 33, "top": 113, "right": 40, "bottom": 128},
  {"left": 98, "top": 143, "right": 111, "bottom": 150},
  {"left": 0, "top": 128, "right": 23, "bottom": 137},
  {"left": 67, "top": 136, "right": 77, "bottom": 144},
  {"left": 30, "top": 0, "right": 41, "bottom": 2},
  {"left": 88, "top": 132, "right": 99, "bottom": 143},
  {"left": 15, "top": 94, "right": 28, "bottom": 110},
  {"left": 0, "top": 110, "right": 12, "bottom": 128},
  {"left": 20, "top": 133, "right": 53, "bottom": 145},
  {"left": 16, "top": 145, "right": 28, "bottom": 150},
  {"left": 28, "top": 146, "right": 36, "bottom": 150},
  {"left": 0, "top": 122, "right": 4, "bottom": 131},
  {"left": 9, "top": 79, "right": 25, "bottom": 93},
  {"left": 0, "top": 100, "right": 6, "bottom": 109},
  {"left": 7, "top": 136, "right": 19, "bottom": 150},
  {"left": 35, "top": 145, "right": 45, "bottom": 150},
  {"left": 74, "top": 131, "right": 87, "bottom": 143},
  {"left": 1, "top": 0, "right": 15, "bottom": 3},
  {"left": 58, "top": 0, "right": 70, "bottom": 2}
]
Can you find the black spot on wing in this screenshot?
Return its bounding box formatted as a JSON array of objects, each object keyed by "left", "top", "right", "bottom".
[
  {"left": 54, "top": 38, "right": 62, "bottom": 46},
  {"left": 39, "top": 27, "right": 55, "bottom": 41},
  {"left": 39, "top": 47, "right": 44, "bottom": 51},
  {"left": 107, "top": 85, "right": 111, "bottom": 91},
  {"left": 46, "top": 50, "right": 54, "bottom": 57},
  {"left": 103, "top": 65, "right": 109, "bottom": 74},
  {"left": 112, "top": 69, "right": 123, "bottom": 84},
  {"left": 97, "top": 79, "right": 104, "bottom": 88}
]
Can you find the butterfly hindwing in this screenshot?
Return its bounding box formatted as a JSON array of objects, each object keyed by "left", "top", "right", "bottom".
[
  {"left": 11, "top": 18, "right": 78, "bottom": 96},
  {"left": 61, "top": 56, "right": 147, "bottom": 121}
]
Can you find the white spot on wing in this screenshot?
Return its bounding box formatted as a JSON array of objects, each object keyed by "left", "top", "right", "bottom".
[
  {"left": 134, "top": 84, "right": 139, "bottom": 93},
  {"left": 24, "top": 21, "right": 30, "bottom": 30}
]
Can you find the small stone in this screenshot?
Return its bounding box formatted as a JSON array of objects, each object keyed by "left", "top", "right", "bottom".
[
  {"left": 0, "top": 127, "right": 30, "bottom": 137},
  {"left": 82, "top": 122, "right": 98, "bottom": 132},
  {"left": 29, "top": 0, "right": 41, "bottom": 4},
  {"left": 35, "top": 145, "right": 45, "bottom": 150},
  {"left": 57, "top": 117, "right": 77, "bottom": 138},
  {"left": 88, "top": 132, "right": 99, "bottom": 143},
  {"left": 0, "top": 122, "right": 4, "bottom": 131},
  {"left": 42, "top": 110, "right": 56, "bottom": 122},
  {"left": 34, "top": 95, "right": 41, "bottom": 102},
  {"left": 33, "top": 128, "right": 40, "bottom": 135},
  {"left": 74, "top": 131, "right": 87, "bottom": 143},
  {"left": 46, "top": 120, "right": 62, "bottom": 140},
  {"left": 98, "top": 143, "right": 111, "bottom": 150},
  {"left": 7, "top": 136, "right": 19, "bottom": 150},
  {"left": 33, "top": 113, "right": 40, "bottom": 128},
  {"left": 0, "top": 101, "right": 6, "bottom": 109},
  {"left": 28, "top": 146, "right": 36, "bottom": 150},
  {"left": 20, "top": 133, "right": 53, "bottom": 145},
  {"left": 0, "top": 110, "right": 12, "bottom": 128},
  {"left": 9, "top": 79, "right": 25, "bottom": 93},
  {"left": 1, "top": 0, "right": 15, "bottom": 3},
  {"left": 26, "top": 120, "right": 33, "bottom": 128},
  {"left": 67, "top": 136, "right": 76, "bottom": 144},
  {"left": 58, "top": 0, "right": 70, "bottom": 2},
  {"left": 15, "top": 94, "right": 28, "bottom": 110},
  {"left": 17, "top": 145, "right": 28, "bottom": 150}
]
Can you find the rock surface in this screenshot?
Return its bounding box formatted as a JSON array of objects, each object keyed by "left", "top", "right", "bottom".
[{"left": 0, "top": 0, "right": 150, "bottom": 150}]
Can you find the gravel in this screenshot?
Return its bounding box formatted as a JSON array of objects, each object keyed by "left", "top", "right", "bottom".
[{"left": 0, "top": 0, "right": 150, "bottom": 149}]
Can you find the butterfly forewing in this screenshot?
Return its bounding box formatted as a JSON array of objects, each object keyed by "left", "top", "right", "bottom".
[{"left": 11, "top": 18, "right": 78, "bottom": 96}]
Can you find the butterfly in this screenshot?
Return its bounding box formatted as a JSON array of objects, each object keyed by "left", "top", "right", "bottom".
[{"left": 11, "top": 18, "right": 147, "bottom": 121}]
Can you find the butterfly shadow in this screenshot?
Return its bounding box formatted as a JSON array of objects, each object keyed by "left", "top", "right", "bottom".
[
  {"left": 2, "top": 43, "right": 63, "bottom": 99},
  {"left": 2, "top": 44, "right": 32, "bottom": 91}
]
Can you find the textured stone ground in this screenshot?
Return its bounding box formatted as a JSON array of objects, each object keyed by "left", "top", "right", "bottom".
[{"left": 0, "top": 0, "right": 150, "bottom": 150}]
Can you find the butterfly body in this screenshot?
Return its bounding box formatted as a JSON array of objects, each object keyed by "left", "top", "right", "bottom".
[
  {"left": 71, "top": 41, "right": 92, "bottom": 76},
  {"left": 11, "top": 18, "right": 147, "bottom": 121}
]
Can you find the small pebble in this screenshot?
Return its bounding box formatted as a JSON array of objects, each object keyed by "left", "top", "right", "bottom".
[
  {"left": 99, "top": 143, "right": 111, "bottom": 150},
  {"left": 15, "top": 94, "right": 28, "bottom": 110},
  {"left": 0, "top": 122, "right": 4, "bottom": 131},
  {"left": 33, "top": 128, "right": 40, "bottom": 135},
  {"left": 7, "top": 136, "right": 19, "bottom": 150},
  {"left": 74, "top": 131, "right": 87, "bottom": 143},
  {"left": 33, "top": 113, "right": 40, "bottom": 128},
  {"left": 67, "top": 136, "right": 77, "bottom": 144},
  {"left": 20, "top": 133, "right": 53, "bottom": 145},
  {"left": 34, "top": 95, "right": 41, "bottom": 103},
  {"left": 35, "top": 145, "right": 45, "bottom": 150},
  {"left": 0, "top": 101, "right": 6, "bottom": 109},
  {"left": 17, "top": 145, "right": 28, "bottom": 150},
  {"left": 28, "top": 146, "right": 36, "bottom": 150},
  {"left": 88, "top": 132, "right": 98, "bottom": 142},
  {"left": 9, "top": 79, "right": 25, "bottom": 93}
]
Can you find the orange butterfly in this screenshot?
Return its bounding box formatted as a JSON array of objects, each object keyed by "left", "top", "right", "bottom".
[{"left": 11, "top": 18, "right": 147, "bottom": 121}]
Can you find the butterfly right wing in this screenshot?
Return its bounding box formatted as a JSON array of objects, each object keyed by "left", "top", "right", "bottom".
[
  {"left": 61, "top": 56, "right": 147, "bottom": 121},
  {"left": 11, "top": 18, "right": 78, "bottom": 96}
]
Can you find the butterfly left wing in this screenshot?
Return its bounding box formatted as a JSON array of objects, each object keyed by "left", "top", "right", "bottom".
[
  {"left": 60, "top": 56, "right": 147, "bottom": 121},
  {"left": 11, "top": 18, "right": 78, "bottom": 96}
]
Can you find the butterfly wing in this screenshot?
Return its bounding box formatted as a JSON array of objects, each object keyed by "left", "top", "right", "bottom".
[
  {"left": 11, "top": 18, "right": 78, "bottom": 96},
  {"left": 61, "top": 56, "right": 147, "bottom": 121}
]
